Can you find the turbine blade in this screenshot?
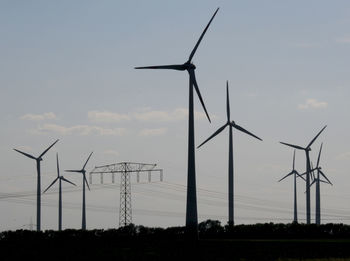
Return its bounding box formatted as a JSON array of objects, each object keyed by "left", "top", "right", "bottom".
[
  {"left": 197, "top": 123, "right": 228, "bottom": 149},
  {"left": 299, "top": 168, "right": 317, "bottom": 176},
  {"left": 309, "top": 179, "right": 316, "bottom": 188},
  {"left": 232, "top": 122, "right": 262, "bottom": 141},
  {"left": 188, "top": 7, "right": 219, "bottom": 62},
  {"left": 319, "top": 170, "right": 332, "bottom": 185},
  {"left": 295, "top": 171, "right": 306, "bottom": 181},
  {"left": 65, "top": 169, "right": 82, "bottom": 173},
  {"left": 61, "top": 177, "right": 76, "bottom": 187},
  {"left": 43, "top": 177, "right": 59, "bottom": 193},
  {"left": 39, "top": 139, "right": 59, "bottom": 158},
  {"left": 56, "top": 153, "right": 60, "bottom": 177},
  {"left": 307, "top": 125, "right": 327, "bottom": 148},
  {"left": 292, "top": 150, "right": 296, "bottom": 170},
  {"left": 135, "top": 64, "right": 184, "bottom": 70},
  {"left": 226, "top": 81, "right": 230, "bottom": 122},
  {"left": 84, "top": 175, "right": 90, "bottom": 191},
  {"left": 280, "top": 142, "right": 305, "bottom": 151},
  {"left": 13, "top": 149, "right": 37, "bottom": 160},
  {"left": 82, "top": 152, "right": 93, "bottom": 170},
  {"left": 310, "top": 162, "right": 315, "bottom": 180},
  {"left": 278, "top": 171, "right": 293, "bottom": 182},
  {"left": 190, "top": 70, "right": 211, "bottom": 123},
  {"left": 316, "top": 143, "right": 323, "bottom": 168}
]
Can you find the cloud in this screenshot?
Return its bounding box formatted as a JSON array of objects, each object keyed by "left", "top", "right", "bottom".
[
  {"left": 139, "top": 128, "right": 167, "bottom": 136},
  {"left": 335, "top": 152, "right": 350, "bottom": 161},
  {"left": 34, "top": 124, "right": 126, "bottom": 136},
  {"left": 133, "top": 108, "right": 207, "bottom": 122},
  {"left": 336, "top": 37, "right": 350, "bottom": 44},
  {"left": 87, "top": 108, "right": 210, "bottom": 123},
  {"left": 14, "top": 145, "right": 33, "bottom": 153},
  {"left": 88, "top": 111, "right": 130, "bottom": 123},
  {"left": 20, "top": 112, "right": 57, "bottom": 121},
  {"left": 298, "top": 99, "right": 328, "bottom": 110},
  {"left": 292, "top": 42, "right": 319, "bottom": 48},
  {"left": 103, "top": 150, "right": 120, "bottom": 157}
]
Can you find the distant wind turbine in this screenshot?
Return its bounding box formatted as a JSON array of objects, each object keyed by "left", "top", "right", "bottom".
[
  {"left": 65, "top": 152, "right": 93, "bottom": 230},
  {"left": 280, "top": 125, "right": 327, "bottom": 224},
  {"left": 308, "top": 143, "right": 332, "bottom": 225},
  {"left": 278, "top": 150, "right": 305, "bottom": 223},
  {"left": 197, "top": 81, "right": 262, "bottom": 226},
  {"left": 14, "top": 139, "right": 59, "bottom": 231},
  {"left": 43, "top": 153, "right": 76, "bottom": 231},
  {"left": 135, "top": 8, "right": 219, "bottom": 237}
]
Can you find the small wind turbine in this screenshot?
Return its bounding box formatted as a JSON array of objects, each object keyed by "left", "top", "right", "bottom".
[
  {"left": 43, "top": 153, "right": 76, "bottom": 231},
  {"left": 197, "top": 81, "right": 262, "bottom": 226},
  {"left": 310, "top": 143, "right": 332, "bottom": 225},
  {"left": 14, "top": 139, "right": 59, "bottom": 231},
  {"left": 135, "top": 8, "right": 219, "bottom": 236},
  {"left": 280, "top": 125, "right": 327, "bottom": 224},
  {"left": 65, "top": 152, "right": 93, "bottom": 230},
  {"left": 278, "top": 150, "right": 305, "bottom": 223}
]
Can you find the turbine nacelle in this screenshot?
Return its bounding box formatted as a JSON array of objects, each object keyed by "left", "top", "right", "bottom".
[{"left": 184, "top": 61, "right": 196, "bottom": 70}]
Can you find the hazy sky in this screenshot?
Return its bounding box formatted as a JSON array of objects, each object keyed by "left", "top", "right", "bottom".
[{"left": 1, "top": 0, "right": 350, "bottom": 231}]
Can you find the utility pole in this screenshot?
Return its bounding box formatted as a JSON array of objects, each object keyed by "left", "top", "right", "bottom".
[{"left": 89, "top": 162, "right": 163, "bottom": 227}]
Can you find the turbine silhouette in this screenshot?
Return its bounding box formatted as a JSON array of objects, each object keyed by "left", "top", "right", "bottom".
[
  {"left": 197, "top": 81, "right": 262, "bottom": 226},
  {"left": 14, "top": 139, "right": 59, "bottom": 231},
  {"left": 43, "top": 153, "right": 76, "bottom": 231},
  {"left": 306, "top": 143, "right": 332, "bottom": 225},
  {"left": 135, "top": 8, "right": 219, "bottom": 236},
  {"left": 278, "top": 150, "right": 305, "bottom": 223},
  {"left": 280, "top": 125, "right": 326, "bottom": 224},
  {"left": 65, "top": 152, "right": 93, "bottom": 230}
]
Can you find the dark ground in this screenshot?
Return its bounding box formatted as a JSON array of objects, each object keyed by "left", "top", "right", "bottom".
[{"left": 2, "top": 221, "right": 350, "bottom": 260}]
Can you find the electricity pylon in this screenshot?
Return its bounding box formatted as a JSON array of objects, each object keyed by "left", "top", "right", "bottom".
[{"left": 89, "top": 162, "right": 163, "bottom": 227}]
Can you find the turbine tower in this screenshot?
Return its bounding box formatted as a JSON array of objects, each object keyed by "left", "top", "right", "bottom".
[
  {"left": 278, "top": 150, "right": 305, "bottom": 223},
  {"left": 280, "top": 125, "right": 326, "bottom": 224},
  {"left": 65, "top": 152, "right": 93, "bottom": 230},
  {"left": 14, "top": 139, "right": 59, "bottom": 231},
  {"left": 310, "top": 143, "right": 332, "bottom": 225},
  {"left": 43, "top": 153, "right": 76, "bottom": 231},
  {"left": 135, "top": 8, "right": 219, "bottom": 237},
  {"left": 197, "top": 81, "right": 262, "bottom": 226}
]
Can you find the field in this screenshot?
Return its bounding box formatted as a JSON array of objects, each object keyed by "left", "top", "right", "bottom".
[{"left": 2, "top": 222, "right": 350, "bottom": 260}]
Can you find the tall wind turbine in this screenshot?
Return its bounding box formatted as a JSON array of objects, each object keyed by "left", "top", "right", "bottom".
[
  {"left": 197, "top": 81, "right": 262, "bottom": 226},
  {"left": 278, "top": 150, "right": 305, "bottom": 223},
  {"left": 43, "top": 153, "right": 76, "bottom": 231},
  {"left": 14, "top": 139, "right": 59, "bottom": 231},
  {"left": 310, "top": 143, "right": 332, "bottom": 225},
  {"left": 280, "top": 125, "right": 327, "bottom": 224},
  {"left": 135, "top": 8, "right": 219, "bottom": 236},
  {"left": 65, "top": 152, "right": 93, "bottom": 230}
]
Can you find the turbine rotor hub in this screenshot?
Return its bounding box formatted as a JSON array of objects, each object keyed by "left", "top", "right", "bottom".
[{"left": 184, "top": 61, "right": 196, "bottom": 70}]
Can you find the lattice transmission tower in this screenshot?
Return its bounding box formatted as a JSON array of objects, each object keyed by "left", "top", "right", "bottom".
[{"left": 89, "top": 162, "right": 163, "bottom": 227}]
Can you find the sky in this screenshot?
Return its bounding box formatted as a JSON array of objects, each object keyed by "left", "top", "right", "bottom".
[{"left": 1, "top": 0, "right": 350, "bottom": 231}]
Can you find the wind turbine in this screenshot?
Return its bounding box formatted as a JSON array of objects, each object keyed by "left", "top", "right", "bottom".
[
  {"left": 65, "top": 152, "right": 93, "bottom": 230},
  {"left": 280, "top": 125, "right": 327, "bottom": 224},
  {"left": 309, "top": 143, "right": 332, "bottom": 225},
  {"left": 43, "top": 153, "right": 76, "bottom": 231},
  {"left": 135, "top": 8, "right": 219, "bottom": 236},
  {"left": 278, "top": 150, "right": 305, "bottom": 223},
  {"left": 197, "top": 81, "right": 262, "bottom": 226},
  {"left": 14, "top": 139, "right": 59, "bottom": 231}
]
